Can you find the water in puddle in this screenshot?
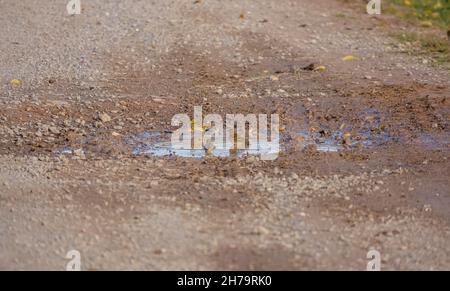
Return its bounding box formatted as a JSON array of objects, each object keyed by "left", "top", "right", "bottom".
[
  {"left": 54, "top": 107, "right": 447, "bottom": 158},
  {"left": 58, "top": 148, "right": 74, "bottom": 155},
  {"left": 358, "top": 108, "right": 393, "bottom": 147},
  {"left": 296, "top": 108, "right": 394, "bottom": 152},
  {"left": 297, "top": 131, "right": 342, "bottom": 152},
  {"left": 127, "top": 131, "right": 279, "bottom": 159}
]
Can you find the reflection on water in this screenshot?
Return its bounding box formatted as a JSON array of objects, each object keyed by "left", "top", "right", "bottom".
[{"left": 127, "top": 131, "right": 279, "bottom": 159}]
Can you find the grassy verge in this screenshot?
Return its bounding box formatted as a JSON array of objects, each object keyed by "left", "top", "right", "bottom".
[
  {"left": 338, "top": 0, "right": 450, "bottom": 69},
  {"left": 386, "top": 0, "right": 450, "bottom": 70},
  {"left": 386, "top": 0, "right": 450, "bottom": 29},
  {"left": 394, "top": 32, "right": 450, "bottom": 69}
]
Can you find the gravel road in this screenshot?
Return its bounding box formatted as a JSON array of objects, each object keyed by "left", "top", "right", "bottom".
[{"left": 0, "top": 0, "right": 449, "bottom": 270}]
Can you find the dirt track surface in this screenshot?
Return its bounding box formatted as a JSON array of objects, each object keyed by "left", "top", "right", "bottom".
[{"left": 0, "top": 0, "right": 449, "bottom": 270}]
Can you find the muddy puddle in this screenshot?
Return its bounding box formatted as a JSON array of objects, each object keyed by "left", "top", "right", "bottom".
[
  {"left": 293, "top": 108, "right": 395, "bottom": 152},
  {"left": 54, "top": 108, "right": 448, "bottom": 159},
  {"left": 295, "top": 127, "right": 393, "bottom": 152},
  {"left": 55, "top": 127, "right": 448, "bottom": 159},
  {"left": 292, "top": 107, "right": 448, "bottom": 153}
]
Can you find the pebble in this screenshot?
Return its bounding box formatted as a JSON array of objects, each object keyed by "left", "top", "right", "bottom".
[
  {"left": 98, "top": 113, "right": 112, "bottom": 123},
  {"left": 48, "top": 126, "right": 60, "bottom": 135}
]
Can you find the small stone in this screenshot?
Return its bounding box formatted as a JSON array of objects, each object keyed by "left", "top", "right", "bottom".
[
  {"left": 98, "top": 113, "right": 111, "bottom": 123},
  {"left": 153, "top": 249, "right": 165, "bottom": 255},
  {"left": 255, "top": 226, "right": 269, "bottom": 235},
  {"left": 423, "top": 204, "right": 432, "bottom": 212},
  {"left": 49, "top": 126, "right": 60, "bottom": 135},
  {"left": 270, "top": 75, "right": 279, "bottom": 81},
  {"left": 73, "top": 149, "right": 84, "bottom": 158},
  {"left": 246, "top": 156, "right": 258, "bottom": 163}
]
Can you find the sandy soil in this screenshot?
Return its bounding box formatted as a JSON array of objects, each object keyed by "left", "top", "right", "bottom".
[{"left": 0, "top": 0, "right": 449, "bottom": 270}]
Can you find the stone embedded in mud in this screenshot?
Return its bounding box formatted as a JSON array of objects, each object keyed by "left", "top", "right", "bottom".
[
  {"left": 97, "top": 113, "right": 112, "bottom": 123},
  {"left": 254, "top": 226, "right": 269, "bottom": 236},
  {"left": 270, "top": 75, "right": 279, "bottom": 81},
  {"left": 73, "top": 149, "right": 85, "bottom": 159},
  {"left": 48, "top": 126, "right": 61, "bottom": 135}
]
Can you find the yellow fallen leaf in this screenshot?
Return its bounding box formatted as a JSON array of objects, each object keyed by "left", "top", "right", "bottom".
[
  {"left": 10, "top": 79, "right": 22, "bottom": 87},
  {"left": 314, "top": 65, "right": 327, "bottom": 72},
  {"left": 420, "top": 21, "right": 433, "bottom": 28},
  {"left": 191, "top": 119, "right": 210, "bottom": 131},
  {"left": 342, "top": 55, "right": 356, "bottom": 61}
]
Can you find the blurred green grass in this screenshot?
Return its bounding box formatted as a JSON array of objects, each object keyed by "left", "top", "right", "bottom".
[
  {"left": 388, "top": 0, "right": 450, "bottom": 28},
  {"left": 395, "top": 32, "right": 450, "bottom": 66},
  {"left": 386, "top": 1, "right": 450, "bottom": 70},
  {"left": 339, "top": 0, "right": 450, "bottom": 69}
]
